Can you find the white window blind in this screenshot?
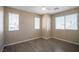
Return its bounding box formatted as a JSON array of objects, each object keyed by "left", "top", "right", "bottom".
[
  {"left": 55, "top": 13, "right": 78, "bottom": 30},
  {"left": 56, "top": 16, "right": 64, "bottom": 29},
  {"left": 9, "top": 13, "right": 19, "bottom": 31},
  {"left": 65, "top": 13, "right": 77, "bottom": 30},
  {"left": 34, "top": 17, "right": 40, "bottom": 29}
]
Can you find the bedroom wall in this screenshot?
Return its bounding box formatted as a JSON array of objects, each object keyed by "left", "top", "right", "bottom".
[
  {"left": 4, "top": 7, "right": 41, "bottom": 45},
  {"left": 52, "top": 8, "right": 79, "bottom": 43},
  {"left": 0, "top": 7, "right": 4, "bottom": 51},
  {"left": 42, "top": 14, "right": 51, "bottom": 39}
]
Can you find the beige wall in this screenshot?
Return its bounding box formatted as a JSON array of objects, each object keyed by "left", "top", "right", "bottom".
[
  {"left": 52, "top": 8, "right": 79, "bottom": 43},
  {"left": 0, "top": 7, "right": 4, "bottom": 51},
  {"left": 4, "top": 7, "right": 41, "bottom": 45},
  {"left": 42, "top": 14, "right": 51, "bottom": 39}
]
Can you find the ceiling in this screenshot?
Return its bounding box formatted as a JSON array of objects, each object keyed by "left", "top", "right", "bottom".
[{"left": 8, "top": 6, "right": 78, "bottom": 15}]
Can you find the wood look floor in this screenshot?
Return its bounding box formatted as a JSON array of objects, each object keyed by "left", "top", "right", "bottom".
[{"left": 3, "top": 38, "right": 79, "bottom": 52}]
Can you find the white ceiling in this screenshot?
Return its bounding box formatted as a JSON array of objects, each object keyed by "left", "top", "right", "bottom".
[{"left": 8, "top": 6, "right": 78, "bottom": 15}]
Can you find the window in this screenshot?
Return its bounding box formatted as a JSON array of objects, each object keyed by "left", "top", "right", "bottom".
[
  {"left": 34, "top": 17, "right": 40, "bottom": 29},
  {"left": 56, "top": 16, "right": 64, "bottom": 29},
  {"left": 9, "top": 13, "right": 19, "bottom": 31},
  {"left": 65, "top": 13, "right": 77, "bottom": 30},
  {"left": 55, "top": 13, "right": 78, "bottom": 30}
]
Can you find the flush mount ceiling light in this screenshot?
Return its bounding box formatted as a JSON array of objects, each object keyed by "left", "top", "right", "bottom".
[{"left": 42, "top": 7, "right": 47, "bottom": 11}]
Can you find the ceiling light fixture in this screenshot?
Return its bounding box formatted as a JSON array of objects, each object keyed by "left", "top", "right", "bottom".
[{"left": 42, "top": 7, "right": 47, "bottom": 11}]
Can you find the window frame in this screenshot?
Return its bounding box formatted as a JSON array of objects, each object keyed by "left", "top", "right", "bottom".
[
  {"left": 34, "top": 17, "right": 40, "bottom": 30},
  {"left": 8, "top": 13, "right": 19, "bottom": 31},
  {"left": 55, "top": 13, "right": 78, "bottom": 30},
  {"left": 55, "top": 16, "right": 65, "bottom": 30}
]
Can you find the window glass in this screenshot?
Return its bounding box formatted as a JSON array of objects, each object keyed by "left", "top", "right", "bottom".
[
  {"left": 65, "top": 13, "right": 77, "bottom": 30},
  {"left": 34, "top": 17, "right": 40, "bottom": 29},
  {"left": 9, "top": 13, "right": 19, "bottom": 31},
  {"left": 55, "top": 13, "right": 78, "bottom": 30},
  {"left": 56, "top": 16, "right": 64, "bottom": 29}
]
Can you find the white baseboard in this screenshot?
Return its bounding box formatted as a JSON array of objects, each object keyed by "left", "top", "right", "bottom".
[
  {"left": 53, "top": 37, "right": 79, "bottom": 46},
  {"left": 4, "top": 37, "right": 52, "bottom": 47},
  {"left": 4, "top": 36, "right": 79, "bottom": 48},
  {"left": 4, "top": 37, "right": 41, "bottom": 47},
  {"left": 42, "top": 37, "right": 52, "bottom": 40}
]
